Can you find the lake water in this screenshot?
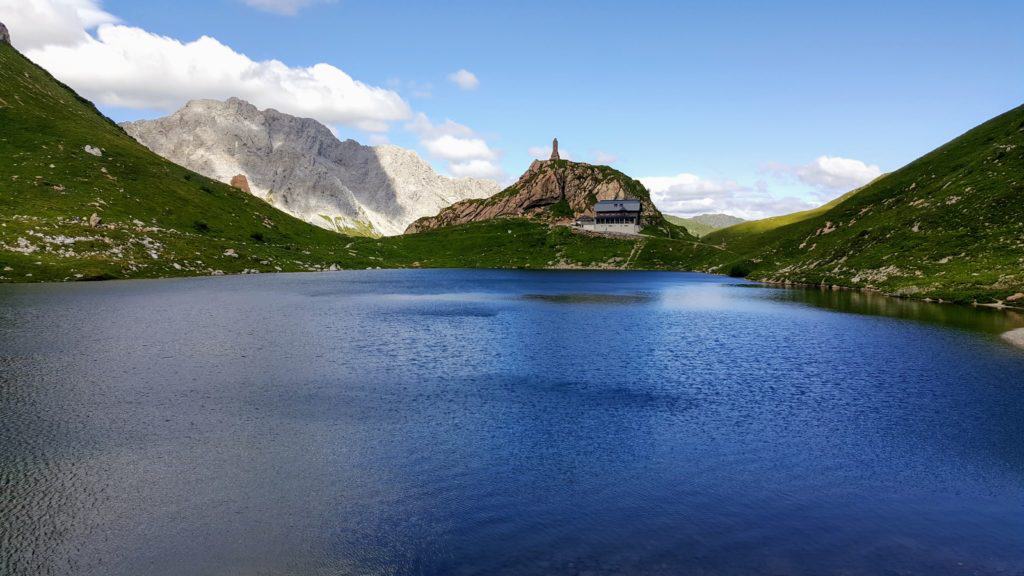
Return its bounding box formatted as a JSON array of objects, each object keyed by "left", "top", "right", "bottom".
[{"left": 2, "top": 270, "right": 1023, "bottom": 576}]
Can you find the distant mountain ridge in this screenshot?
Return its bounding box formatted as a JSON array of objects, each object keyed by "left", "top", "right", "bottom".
[
  {"left": 665, "top": 213, "right": 745, "bottom": 237},
  {"left": 122, "top": 98, "right": 499, "bottom": 236}
]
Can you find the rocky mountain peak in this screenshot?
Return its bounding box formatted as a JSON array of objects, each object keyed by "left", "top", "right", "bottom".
[
  {"left": 0, "top": 22, "right": 10, "bottom": 44},
  {"left": 406, "top": 158, "right": 666, "bottom": 233},
  {"left": 122, "top": 98, "right": 499, "bottom": 236}
]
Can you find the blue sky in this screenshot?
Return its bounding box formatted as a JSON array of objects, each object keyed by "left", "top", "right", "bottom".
[{"left": 4, "top": 0, "right": 1022, "bottom": 217}]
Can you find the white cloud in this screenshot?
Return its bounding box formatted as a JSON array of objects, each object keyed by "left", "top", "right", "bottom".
[
  {"left": 0, "top": 0, "right": 117, "bottom": 50},
  {"left": 406, "top": 113, "right": 503, "bottom": 181},
  {"left": 592, "top": 151, "right": 618, "bottom": 164},
  {"left": 422, "top": 134, "right": 495, "bottom": 161},
  {"left": 449, "top": 159, "right": 505, "bottom": 180},
  {"left": 641, "top": 173, "right": 815, "bottom": 220},
  {"left": 240, "top": 0, "right": 330, "bottom": 16},
  {"left": 405, "top": 113, "right": 472, "bottom": 137},
  {"left": 528, "top": 144, "right": 572, "bottom": 161},
  {"left": 766, "top": 156, "right": 882, "bottom": 196},
  {"left": 2, "top": 0, "right": 411, "bottom": 132},
  {"left": 447, "top": 69, "right": 479, "bottom": 90},
  {"left": 386, "top": 77, "right": 432, "bottom": 99}
]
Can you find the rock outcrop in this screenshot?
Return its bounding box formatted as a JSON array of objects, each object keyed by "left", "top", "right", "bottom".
[
  {"left": 230, "top": 174, "right": 251, "bottom": 194},
  {"left": 0, "top": 22, "right": 9, "bottom": 45},
  {"left": 406, "top": 159, "right": 666, "bottom": 233},
  {"left": 122, "top": 98, "right": 499, "bottom": 236}
]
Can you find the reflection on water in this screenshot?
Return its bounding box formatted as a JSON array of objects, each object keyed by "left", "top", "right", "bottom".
[
  {"left": 1, "top": 269, "right": 1022, "bottom": 576},
  {"left": 761, "top": 284, "right": 1024, "bottom": 335},
  {"left": 522, "top": 292, "right": 654, "bottom": 304}
]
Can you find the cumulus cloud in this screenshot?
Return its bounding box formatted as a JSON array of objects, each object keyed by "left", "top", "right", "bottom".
[
  {"left": 0, "top": 0, "right": 117, "bottom": 50},
  {"left": 2, "top": 0, "right": 411, "bottom": 132},
  {"left": 449, "top": 160, "right": 505, "bottom": 180},
  {"left": 641, "top": 173, "right": 815, "bottom": 220},
  {"left": 447, "top": 69, "right": 479, "bottom": 90},
  {"left": 766, "top": 156, "right": 882, "bottom": 197},
  {"left": 423, "top": 134, "right": 495, "bottom": 161},
  {"left": 240, "top": 0, "right": 329, "bottom": 15},
  {"left": 406, "top": 113, "right": 503, "bottom": 180}
]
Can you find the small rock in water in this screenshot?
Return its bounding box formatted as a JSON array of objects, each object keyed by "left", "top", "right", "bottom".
[{"left": 84, "top": 145, "right": 102, "bottom": 157}]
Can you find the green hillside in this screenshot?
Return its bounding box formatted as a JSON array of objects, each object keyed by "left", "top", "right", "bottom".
[
  {"left": 372, "top": 217, "right": 707, "bottom": 270},
  {"left": 694, "top": 105, "right": 1024, "bottom": 303},
  {"left": 4, "top": 35, "right": 1022, "bottom": 306},
  {"left": 0, "top": 41, "right": 389, "bottom": 281},
  {"left": 0, "top": 40, "right": 696, "bottom": 282},
  {"left": 666, "top": 213, "right": 745, "bottom": 237}
]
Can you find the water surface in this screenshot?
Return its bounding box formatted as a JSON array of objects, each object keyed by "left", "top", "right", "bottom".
[{"left": 1, "top": 270, "right": 1022, "bottom": 575}]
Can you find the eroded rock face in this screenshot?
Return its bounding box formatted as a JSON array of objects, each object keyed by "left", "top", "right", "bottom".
[
  {"left": 121, "top": 98, "right": 499, "bottom": 236},
  {"left": 0, "top": 23, "right": 10, "bottom": 45},
  {"left": 230, "top": 174, "right": 251, "bottom": 194},
  {"left": 406, "top": 159, "right": 664, "bottom": 233}
]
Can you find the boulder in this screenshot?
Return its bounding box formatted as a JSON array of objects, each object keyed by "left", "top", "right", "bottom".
[
  {"left": 230, "top": 174, "right": 251, "bottom": 194},
  {"left": 88, "top": 213, "right": 102, "bottom": 228},
  {"left": 0, "top": 22, "right": 9, "bottom": 45}
]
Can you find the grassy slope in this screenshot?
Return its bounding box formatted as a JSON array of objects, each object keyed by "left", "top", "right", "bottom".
[
  {"left": 371, "top": 217, "right": 708, "bottom": 270},
  {"left": 0, "top": 42, "right": 696, "bottom": 281},
  {"left": 665, "top": 215, "right": 714, "bottom": 237},
  {"left": 694, "top": 104, "right": 1024, "bottom": 303},
  {"left": 0, "top": 42, "right": 394, "bottom": 281},
  {"left": 4, "top": 38, "right": 1021, "bottom": 304},
  {"left": 665, "top": 214, "right": 745, "bottom": 237},
  {"left": 708, "top": 187, "right": 863, "bottom": 240}
]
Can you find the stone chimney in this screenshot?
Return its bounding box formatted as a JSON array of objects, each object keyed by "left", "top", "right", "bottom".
[
  {"left": 0, "top": 22, "right": 10, "bottom": 45},
  {"left": 550, "top": 137, "right": 560, "bottom": 161}
]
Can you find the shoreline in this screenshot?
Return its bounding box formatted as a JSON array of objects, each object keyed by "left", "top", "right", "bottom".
[
  {"left": 755, "top": 278, "right": 1024, "bottom": 312},
  {"left": 4, "top": 263, "right": 1024, "bottom": 317}
]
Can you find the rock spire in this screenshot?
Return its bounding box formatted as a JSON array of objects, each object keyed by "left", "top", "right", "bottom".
[{"left": 550, "top": 138, "right": 560, "bottom": 161}]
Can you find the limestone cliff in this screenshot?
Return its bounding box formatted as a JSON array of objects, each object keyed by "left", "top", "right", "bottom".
[
  {"left": 122, "top": 98, "right": 499, "bottom": 236},
  {"left": 406, "top": 159, "right": 667, "bottom": 233}
]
